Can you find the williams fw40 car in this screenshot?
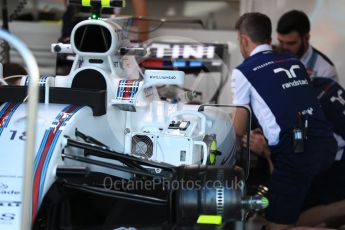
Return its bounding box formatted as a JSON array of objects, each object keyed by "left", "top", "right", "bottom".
[{"left": 0, "top": 1, "right": 268, "bottom": 229}]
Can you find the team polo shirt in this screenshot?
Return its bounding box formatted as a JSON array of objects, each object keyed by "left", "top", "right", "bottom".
[
  {"left": 231, "top": 44, "right": 330, "bottom": 146},
  {"left": 301, "top": 45, "right": 338, "bottom": 81}
]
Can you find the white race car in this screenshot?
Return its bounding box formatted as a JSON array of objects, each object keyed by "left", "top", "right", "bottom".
[{"left": 0, "top": 1, "right": 267, "bottom": 229}]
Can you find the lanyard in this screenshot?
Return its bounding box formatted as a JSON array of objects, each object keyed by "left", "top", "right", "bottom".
[{"left": 306, "top": 47, "right": 318, "bottom": 72}]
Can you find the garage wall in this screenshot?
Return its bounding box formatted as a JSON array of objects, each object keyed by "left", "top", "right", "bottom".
[
  {"left": 9, "top": 21, "right": 61, "bottom": 74},
  {"left": 121, "top": 0, "right": 240, "bottom": 30}
]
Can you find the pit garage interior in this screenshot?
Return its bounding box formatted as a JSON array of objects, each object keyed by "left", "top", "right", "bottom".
[{"left": 0, "top": 0, "right": 345, "bottom": 230}]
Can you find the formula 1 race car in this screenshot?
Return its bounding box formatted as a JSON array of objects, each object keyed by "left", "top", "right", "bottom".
[{"left": 0, "top": 1, "right": 267, "bottom": 229}]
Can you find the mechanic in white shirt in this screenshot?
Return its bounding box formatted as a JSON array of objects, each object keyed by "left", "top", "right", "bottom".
[
  {"left": 231, "top": 12, "right": 337, "bottom": 230},
  {"left": 242, "top": 10, "right": 345, "bottom": 228}
]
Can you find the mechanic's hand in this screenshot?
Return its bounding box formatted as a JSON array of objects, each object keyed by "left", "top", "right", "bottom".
[{"left": 242, "top": 128, "right": 271, "bottom": 158}]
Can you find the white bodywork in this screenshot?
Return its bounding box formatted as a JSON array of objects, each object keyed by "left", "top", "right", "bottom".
[{"left": 0, "top": 18, "right": 236, "bottom": 229}]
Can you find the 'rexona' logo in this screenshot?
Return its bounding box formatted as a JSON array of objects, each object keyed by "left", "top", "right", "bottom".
[{"left": 273, "top": 65, "right": 300, "bottom": 78}]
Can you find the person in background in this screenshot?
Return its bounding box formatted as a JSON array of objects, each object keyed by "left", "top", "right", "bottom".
[
  {"left": 231, "top": 12, "right": 337, "bottom": 230},
  {"left": 276, "top": 9, "right": 345, "bottom": 158},
  {"left": 276, "top": 10, "right": 338, "bottom": 81}
]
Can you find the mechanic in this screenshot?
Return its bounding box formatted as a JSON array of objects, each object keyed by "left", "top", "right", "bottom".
[
  {"left": 231, "top": 12, "right": 337, "bottom": 230},
  {"left": 276, "top": 10, "right": 342, "bottom": 139},
  {"left": 250, "top": 10, "right": 341, "bottom": 198},
  {"left": 277, "top": 10, "right": 338, "bottom": 81},
  {"left": 244, "top": 77, "right": 345, "bottom": 228},
  {"left": 243, "top": 10, "right": 345, "bottom": 227}
]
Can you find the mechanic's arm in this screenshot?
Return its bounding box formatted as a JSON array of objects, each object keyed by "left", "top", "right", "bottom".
[
  {"left": 233, "top": 108, "right": 249, "bottom": 137},
  {"left": 132, "top": 0, "right": 149, "bottom": 41},
  {"left": 242, "top": 129, "right": 274, "bottom": 174},
  {"left": 231, "top": 69, "right": 251, "bottom": 137},
  {"left": 132, "top": 0, "right": 148, "bottom": 18}
]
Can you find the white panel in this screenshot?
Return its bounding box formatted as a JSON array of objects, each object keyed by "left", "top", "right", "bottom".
[{"left": 184, "top": 2, "right": 229, "bottom": 16}]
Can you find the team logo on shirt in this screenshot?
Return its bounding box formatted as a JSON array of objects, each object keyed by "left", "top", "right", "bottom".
[
  {"left": 273, "top": 65, "right": 300, "bottom": 78},
  {"left": 273, "top": 65, "right": 309, "bottom": 90}
]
